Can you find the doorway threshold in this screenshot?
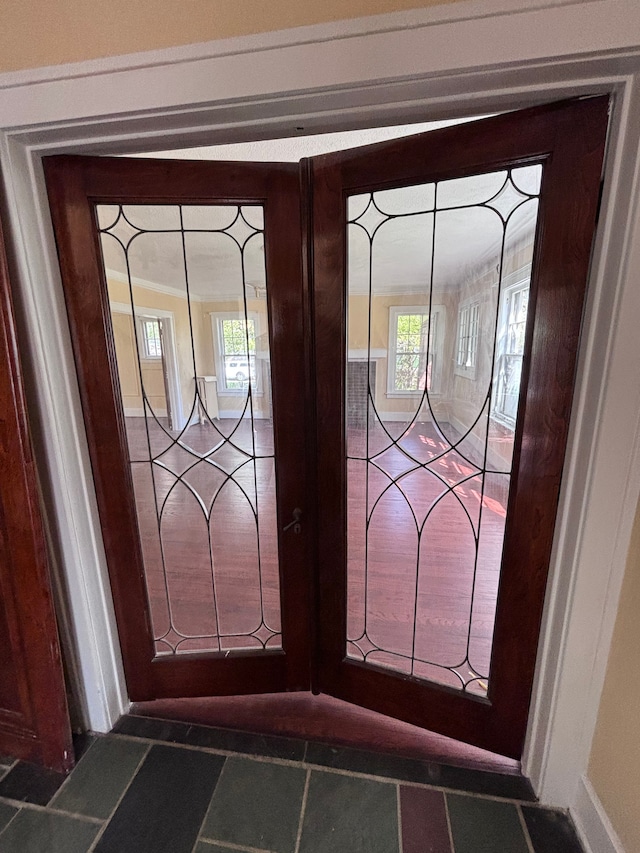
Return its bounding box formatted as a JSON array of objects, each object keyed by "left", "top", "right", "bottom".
[{"left": 131, "top": 692, "right": 523, "bottom": 782}]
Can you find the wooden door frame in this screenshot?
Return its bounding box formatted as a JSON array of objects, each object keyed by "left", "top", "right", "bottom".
[
  {"left": 1, "top": 5, "right": 640, "bottom": 812},
  {"left": 0, "top": 212, "right": 74, "bottom": 772}
]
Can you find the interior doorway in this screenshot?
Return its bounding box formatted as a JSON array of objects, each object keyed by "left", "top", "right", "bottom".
[{"left": 44, "top": 97, "right": 607, "bottom": 761}]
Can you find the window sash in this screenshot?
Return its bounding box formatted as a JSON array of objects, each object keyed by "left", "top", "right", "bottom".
[
  {"left": 493, "top": 280, "right": 530, "bottom": 424},
  {"left": 387, "top": 307, "right": 440, "bottom": 395},
  {"left": 455, "top": 301, "right": 479, "bottom": 375},
  {"left": 214, "top": 314, "right": 259, "bottom": 393},
  {"left": 140, "top": 318, "right": 162, "bottom": 359}
]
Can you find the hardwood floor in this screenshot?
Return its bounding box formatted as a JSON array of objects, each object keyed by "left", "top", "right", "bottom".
[
  {"left": 126, "top": 416, "right": 281, "bottom": 656},
  {"left": 345, "top": 418, "right": 508, "bottom": 693},
  {"left": 125, "top": 414, "right": 508, "bottom": 695},
  {"left": 125, "top": 411, "right": 518, "bottom": 776}
]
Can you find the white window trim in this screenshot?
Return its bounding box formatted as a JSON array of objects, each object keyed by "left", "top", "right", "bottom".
[
  {"left": 138, "top": 316, "right": 163, "bottom": 360},
  {"left": 491, "top": 274, "right": 531, "bottom": 430},
  {"left": 454, "top": 298, "right": 480, "bottom": 380},
  {"left": 212, "top": 311, "right": 262, "bottom": 395},
  {"left": 387, "top": 305, "right": 443, "bottom": 397}
]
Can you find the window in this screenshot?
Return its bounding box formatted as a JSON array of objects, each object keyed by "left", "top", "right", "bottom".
[
  {"left": 214, "top": 314, "right": 258, "bottom": 393},
  {"left": 387, "top": 307, "right": 441, "bottom": 395},
  {"left": 455, "top": 301, "right": 480, "bottom": 378},
  {"left": 493, "top": 280, "right": 529, "bottom": 425},
  {"left": 139, "top": 317, "right": 162, "bottom": 359}
]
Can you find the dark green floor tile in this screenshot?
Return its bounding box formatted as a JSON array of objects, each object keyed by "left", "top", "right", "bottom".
[
  {"left": 201, "top": 756, "right": 306, "bottom": 853},
  {"left": 94, "top": 744, "right": 224, "bottom": 853},
  {"left": 186, "top": 721, "right": 306, "bottom": 761},
  {"left": 0, "top": 760, "right": 67, "bottom": 805},
  {"left": 521, "top": 805, "right": 585, "bottom": 852},
  {"left": 0, "top": 809, "right": 99, "bottom": 853},
  {"left": 447, "top": 794, "right": 530, "bottom": 853},
  {"left": 112, "top": 715, "right": 192, "bottom": 744},
  {"left": 298, "top": 770, "right": 399, "bottom": 853},
  {"left": 305, "top": 742, "right": 535, "bottom": 800},
  {"left": 51, "top": 735, "right": 148, "bottom": 819},
  {"left": 72, "top": 732, "right": 97, "bottom": 761},
  {"left": 194, "top": 843, "right": 253, "bottom": 852},
  {"left": 0, "top": 800, "right": 18, "bottom": 833}
]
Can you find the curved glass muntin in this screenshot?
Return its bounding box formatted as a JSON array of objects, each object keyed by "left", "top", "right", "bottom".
[
  {"left": 98, "top": 202, "right": 281, "bottom": 658},
  {"left": 345, "top": 165, "right": 542, "bottom": 696}
]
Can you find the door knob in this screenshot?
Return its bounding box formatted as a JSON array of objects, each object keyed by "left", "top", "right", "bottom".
[{"left": 282, "top": 507, "right": 302, "bottom": 535}]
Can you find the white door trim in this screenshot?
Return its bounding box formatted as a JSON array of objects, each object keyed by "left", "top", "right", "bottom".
[
  {"left": 110, "top": 301, "right": 185, "bottom": 430},
  {"left": 2, "top": 1, "right": 640, "bottom": 813}
]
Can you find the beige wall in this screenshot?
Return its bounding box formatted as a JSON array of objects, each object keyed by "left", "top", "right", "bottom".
[
  {"left": 1, "top": 0, "right": 461, "bottom": 73},
  {"left": 108, "top": 278, "right": 199, "bottom": 420},
  {"left": 349, "top": 292, "right": 434, "bottom": 417},
  {"left": 111, "top": 311, "right": 167, "bottom": 415},
  {"left": 588, "top": 500, "right": 640, "bottom": 853},
  {"left": 108, "top": 279, "right": 273, "bottom": 421}
]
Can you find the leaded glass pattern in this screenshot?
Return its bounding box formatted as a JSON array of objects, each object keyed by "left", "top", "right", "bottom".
[
  {"left": 98, "top": 203, "right": 281, "bottom": 656},
  {"left": 346, "top": 166, "right": 542, "bottom": 695}
]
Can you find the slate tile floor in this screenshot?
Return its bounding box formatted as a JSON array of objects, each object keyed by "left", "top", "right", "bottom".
[{"left": 0, "top": 715, "right": 585, "bottom": 852}]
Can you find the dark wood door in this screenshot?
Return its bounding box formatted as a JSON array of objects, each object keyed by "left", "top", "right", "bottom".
[
  {"left": 0, "top": 209, "right": 73, "bottom": 772},
  {"left": 311, "top": 97, "right": 608, "bottom": 758},
  {"left": 44, "top": 156, "right": 311, "bottom": 700},
  {"left": 44, "top": 97, "right": 607, "bottom": 759}
]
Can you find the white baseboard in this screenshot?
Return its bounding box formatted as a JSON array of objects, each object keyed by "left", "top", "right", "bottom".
[
  {"left": 571, "top": 776, "right": 625, "bottom": 853},
  {"left": 123, "top": 407, "right": 168, "bottom": 418}
]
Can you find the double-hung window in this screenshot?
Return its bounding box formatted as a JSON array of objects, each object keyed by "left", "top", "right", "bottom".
[
  {"left": 454, "top": 301, "right": 480, "bottom": 379},
  {"left": 139, "top": 317, "right": 162, "bottom": 359},
  {"left": 493, "top": 280, "right": 529, "bottom": 425},
  {"left": 214, "top": 314, "right": 258, "bottom": 393},
  {"left": 387, "top": 307, "right": 441, "bottom": 395}
]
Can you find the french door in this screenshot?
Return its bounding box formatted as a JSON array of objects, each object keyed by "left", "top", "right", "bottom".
[
  {"left": 44, "top": 96, "right": 608, "bottom": 758},
  {"left": 45, "top": 159, "right": 311, "bottom": 699}
]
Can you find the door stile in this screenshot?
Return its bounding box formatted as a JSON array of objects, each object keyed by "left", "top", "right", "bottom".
[
  {"left": 299, "top": 158, "right": 322, "bottom": 694},
  {"left": 263, "top": 165, "right": 311, "bottom": 692},
  {"left": 308, "top": 155, "right": 350, "bottom": 693},
  {"left": 487, "top": 97, "right": 610, "bottom": 743},
  {"left": 45, "top": 156, "right": 157, "bottom": 699}
]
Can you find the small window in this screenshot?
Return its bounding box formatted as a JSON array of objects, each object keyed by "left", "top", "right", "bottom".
[
  {"left": 215, "top": 315, "right": 258, "bottom": 393},
  {"left": 140, "top": 317, "right": 162, "bottom": 359},
  {"left": 455, "top": 301, "right": 480, "bottom": 378},
  {"left": 493, "top": 280, "right": 529, "bottom": 426},
  {"left": 387, "top": 307, "right": 441, "bottom": 395}
]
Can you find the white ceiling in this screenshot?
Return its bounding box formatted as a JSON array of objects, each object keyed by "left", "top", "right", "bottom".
[{"left": 102, "top": 120, "right": 538, "bottom": 301}]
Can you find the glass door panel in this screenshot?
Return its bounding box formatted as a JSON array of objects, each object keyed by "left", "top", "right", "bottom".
[
  {"left": 99, "top": 203, "right": 282, "bottom": 658},
  {"left": 346, "top": 167, "right": 541, "bottom": 695}
]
